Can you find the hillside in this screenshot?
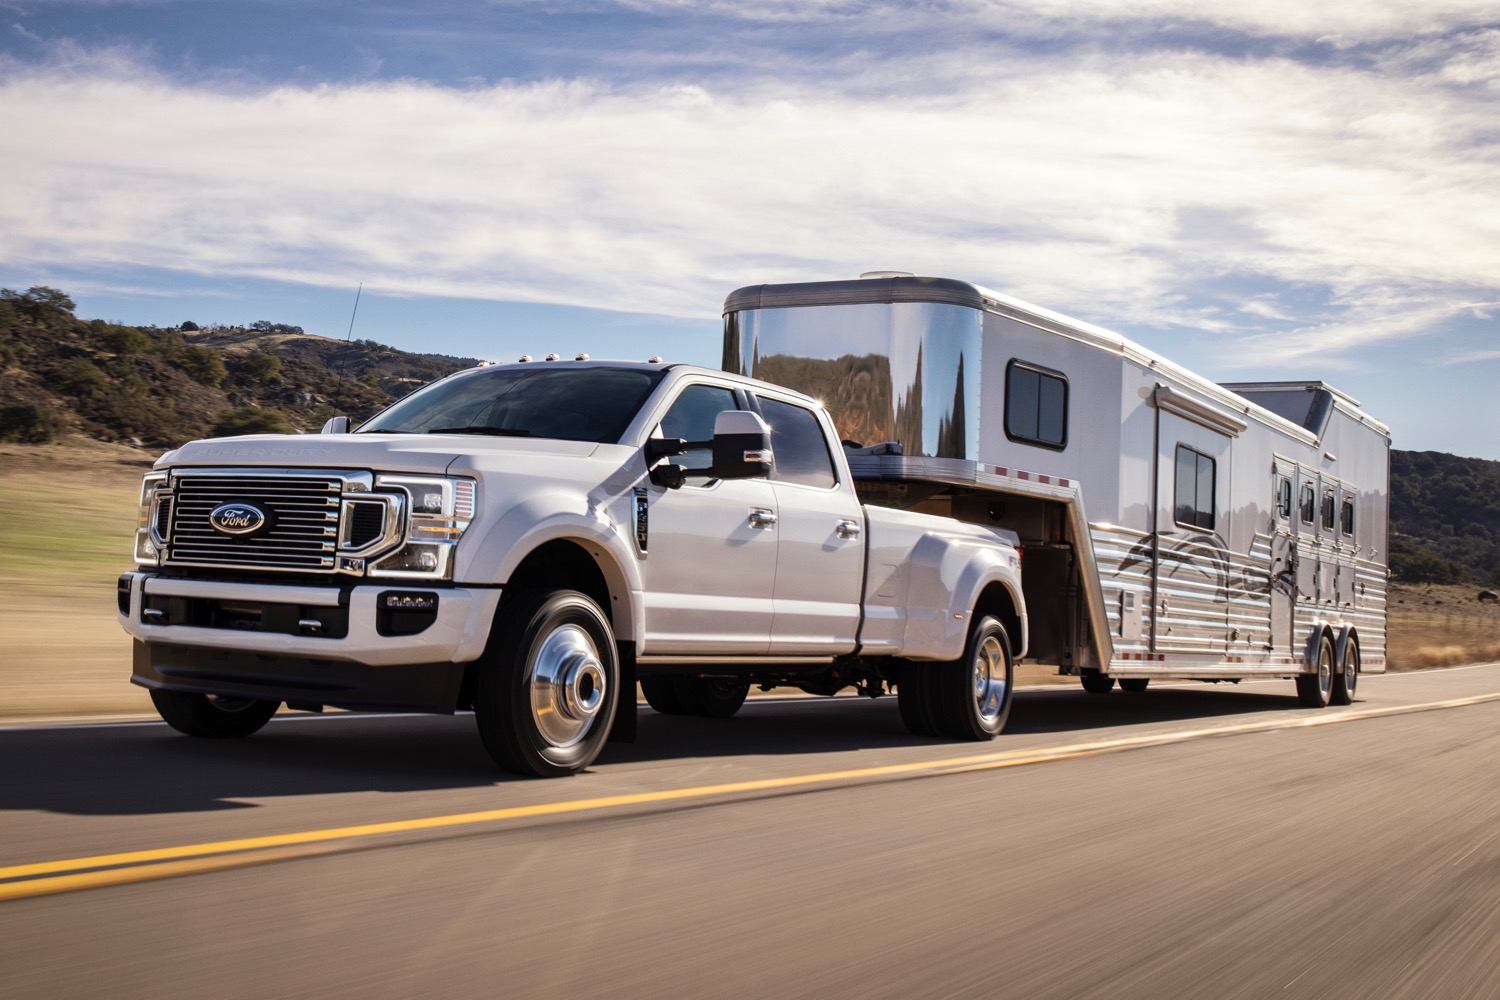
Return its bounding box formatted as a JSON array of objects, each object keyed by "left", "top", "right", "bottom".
[
  {"left": 1390, "top": 450, "right": 1500, "bottom": 586},
  {"left": 0, "top": 285, "right": 477, "bottom": 449},
  {"left": 2, "top": 284, "right": 1497, "bottom": 588}
]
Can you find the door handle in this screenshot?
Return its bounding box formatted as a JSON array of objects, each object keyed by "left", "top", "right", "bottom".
[
  {"left": 835, "top": 519, "right": 861, "bottom": 539},
  {"left": 748, "top": 509, "right": 778, "bottom": 528}
]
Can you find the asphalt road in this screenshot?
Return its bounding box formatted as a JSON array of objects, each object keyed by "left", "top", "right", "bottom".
[{"left": 3, "top": 665, "right": 1499, "bottom": 999}]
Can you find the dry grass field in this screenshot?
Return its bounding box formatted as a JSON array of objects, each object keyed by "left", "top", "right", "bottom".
[{"left": 1, "top": 439, "right": 1496, "bottom": 721}]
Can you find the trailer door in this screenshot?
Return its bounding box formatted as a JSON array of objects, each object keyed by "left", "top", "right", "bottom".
[
  {"left": 1269, "top": 463, "right": 1296, "bottom": 653},
  {"left": 1153, "top": 412, "right": 1233, "bottom": 656}
]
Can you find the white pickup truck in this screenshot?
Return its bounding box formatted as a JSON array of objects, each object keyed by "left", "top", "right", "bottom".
[{"left": 119, "top": 360, "right": 1026, "bottom": 776}]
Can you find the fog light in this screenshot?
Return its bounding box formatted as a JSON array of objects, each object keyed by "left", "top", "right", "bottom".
[
  {"left": 382, "top": 592, "right": 438, "bottom": 611},
  {"left": 377, "top": 591, "right": 440, "bottom": 637}
]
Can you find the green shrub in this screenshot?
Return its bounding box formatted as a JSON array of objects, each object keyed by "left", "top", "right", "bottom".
[
  {"left": 0, "top": 402, "right": 68, "bottom": 443},
  {"left": 176, "top": 344, "right": 228, "bottom": 387},
  {"left": 93, "top": 325, "right": 152, "bottom": 356},
  {"left": 212, "top": 407, "right": 294, "bottom": 437},
  {"left": 240, "top": 351, "right": 283, "bottom": 381}
]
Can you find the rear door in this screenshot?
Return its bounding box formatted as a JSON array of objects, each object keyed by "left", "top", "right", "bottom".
[{"left": 754, "top": 395, "right": 865, "bottom": 655}]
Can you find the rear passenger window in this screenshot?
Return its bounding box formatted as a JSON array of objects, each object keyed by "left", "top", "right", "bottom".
[
  {"left": 1341, "top": 496, "right": 1355, "bottom": 537},
  {"left": 758, "top": 398, "right": 837, "bottom": 489}
]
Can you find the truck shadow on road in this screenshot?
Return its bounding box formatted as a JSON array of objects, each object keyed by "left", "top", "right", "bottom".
[
  {"left": 604, "top": 683, "right": 1305, "bottom": 764},
  {"left": 1, "top": 684, "right": 1306, "bottom": 817},
  {"left": 0, "top": 715, "right": 505, "bottom": 817}
]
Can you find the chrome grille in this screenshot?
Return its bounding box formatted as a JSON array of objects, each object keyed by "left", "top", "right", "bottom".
[{"left": 167, "top": 473, "right": 343, "bottom": 572}]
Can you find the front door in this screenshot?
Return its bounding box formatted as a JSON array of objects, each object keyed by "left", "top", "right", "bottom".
[{"left": 637, "top": 382, "right": 779, "bottom": 655}]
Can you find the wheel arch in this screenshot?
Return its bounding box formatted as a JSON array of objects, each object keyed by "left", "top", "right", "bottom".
[
  {"left": 499, "top": 538, "right": 633, "bottom": 639},
  {"left": 1302, "top": 623, "right": 1338, "bottom": 671},
  {"left": 974, "top": 580, "right": 1026, "bottom": 659}
]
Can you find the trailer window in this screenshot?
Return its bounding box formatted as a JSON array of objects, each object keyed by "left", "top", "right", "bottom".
[
  {"left": 1005, "top": 361, "right": 1068, "bottom": 450},
  {"left": 1174, "top": 446, "right": 1215, "bottom": 531},
  {"left": 1275, "top": 475, "right": 1293, "bottom": 521},
  {"left": 1322, "top": 491, "right": 1336, "bottom": 531},
  {"left": 1299, "top": 484, "right": 1315, "bottom": 525},
  {"left": 1341, "top": 496, "right": 1355, "bottom": 537}
]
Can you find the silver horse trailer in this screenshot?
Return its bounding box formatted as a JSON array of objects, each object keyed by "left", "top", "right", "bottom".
[{"left": 723, "top": 274, "right": 1390, "bottom": 706}]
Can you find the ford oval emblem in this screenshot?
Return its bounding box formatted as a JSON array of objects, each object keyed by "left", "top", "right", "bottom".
[{"left": 208, "top": 502, "right": 267, "bottom": 536}]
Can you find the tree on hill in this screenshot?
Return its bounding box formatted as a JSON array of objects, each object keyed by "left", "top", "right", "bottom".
[
  {"left": 1, "top": 286, "right": 75, "bottom": 328},
  {"left": 0, "top": 402, "right": 68, "bottom": 443},
  {"left": 213, "top": 407, "right": 295, "bottom": 436}
]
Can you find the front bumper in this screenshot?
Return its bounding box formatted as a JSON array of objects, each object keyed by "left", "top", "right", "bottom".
[{"left": 118, "top": 571, "right": 503, "bottom": 712}]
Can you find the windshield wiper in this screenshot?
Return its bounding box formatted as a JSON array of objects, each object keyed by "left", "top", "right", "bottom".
[{"left": 429, "top": 426, "right": 533, "bottom": 437}]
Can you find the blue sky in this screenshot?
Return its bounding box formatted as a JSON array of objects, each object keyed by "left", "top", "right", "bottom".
[{"left": 2, "top": 1, "right": 1498, "bottom": 458}]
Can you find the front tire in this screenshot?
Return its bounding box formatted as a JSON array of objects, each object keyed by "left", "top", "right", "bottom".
[
  {"left": 150, "top": 689, "right": 280, "bottom": 738},
  {"left": 1081, "top": 671, "right": 1115, "bottom": 694},
  {"left": 473, "top": 590, "right": 619, "bottom": 777},
  {"left": 676, "top": 677, "right": 750, "bottom": 718},
  {"left": 640, "top": 676, "right": 687, "bottom": 715},
  {"left": 933, "top": 616, "right": 1014, "bottom": 740}
]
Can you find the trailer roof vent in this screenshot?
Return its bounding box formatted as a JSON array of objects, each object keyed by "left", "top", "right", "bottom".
[{"left": 860, "top": 271, "right": 915, "bottom": 279}]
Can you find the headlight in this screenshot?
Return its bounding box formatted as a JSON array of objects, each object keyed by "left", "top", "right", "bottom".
[
  {"left": 367, "top": 476, "right": 476, "bottom": 579},
  {"left": 133, "top": 472, "right": 169, "bottom": 565}
]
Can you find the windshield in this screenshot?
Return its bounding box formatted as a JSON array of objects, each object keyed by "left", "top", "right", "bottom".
[{"left": 358, "top": 366, "right": 665, "bottom": 444}]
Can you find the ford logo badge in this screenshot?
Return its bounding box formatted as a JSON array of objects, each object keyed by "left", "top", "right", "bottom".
[{"left": 208, "top": 502, "right": 267, "bottom": 536}]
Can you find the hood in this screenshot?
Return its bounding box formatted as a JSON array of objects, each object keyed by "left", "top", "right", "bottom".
[{"left": 160, "top": 432, "right": 601, "bottom": 475}]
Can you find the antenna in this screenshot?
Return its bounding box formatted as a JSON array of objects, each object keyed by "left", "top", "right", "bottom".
[{"left": 345, "top": 282, "right": 363, "bottom": 343}]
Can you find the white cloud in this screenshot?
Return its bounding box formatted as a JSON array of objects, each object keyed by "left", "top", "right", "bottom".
[
  {"left": 541, "top": 1, "right": 1500, "bottom": 44},
  {"left": 1, "top": 20, "right": 1497, "bottom": 371}
]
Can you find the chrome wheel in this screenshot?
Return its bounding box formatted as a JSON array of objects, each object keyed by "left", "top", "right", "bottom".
[
  {"left": 972, "top": 633, "right": 1008, "bottom": 725},
  {"left": 473, "top": 589, "right": 620, "bottom": 777},
  {"left": 529, "top": 624, "right": 608, "bottom": 748},
  {"left": 1296, "top": 633, "right": 1334, "bottom": 708},
  {"left": 933, "top": 615, "right": 1014, "bottom": 740},
  {"left": 1331, "top": 632, "right": 1359, "bottom": 706}
]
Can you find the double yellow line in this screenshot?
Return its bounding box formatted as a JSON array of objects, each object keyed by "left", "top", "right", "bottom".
[{"left": 5, "top": 693, "right": 1498, "bottom": 902}]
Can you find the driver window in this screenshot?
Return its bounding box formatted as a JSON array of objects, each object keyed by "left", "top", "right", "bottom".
[{"left": 658, "top": 384, "right": 738, "bottom": 485}]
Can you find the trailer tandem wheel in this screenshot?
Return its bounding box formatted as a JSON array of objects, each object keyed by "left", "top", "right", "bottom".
[
  {"left": 1296, "top": 633, "right": 1335, "bottom": 709},
  {"left": 1331, "top": 630, "right": 1359, "bottom": 706}
]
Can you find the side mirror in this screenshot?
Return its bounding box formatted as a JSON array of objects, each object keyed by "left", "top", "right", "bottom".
[
  {"left": 645, "top": 437, "right": 688, "bottom": 463},
  {"left": 321, "top": 416, "right": 351, "bottom": 434},
  {"left": 650, "top": 464, "right": 688, "bottom": 490},
  {"left": 710, "top": 410, "right": 773, "bottom": 480}
]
